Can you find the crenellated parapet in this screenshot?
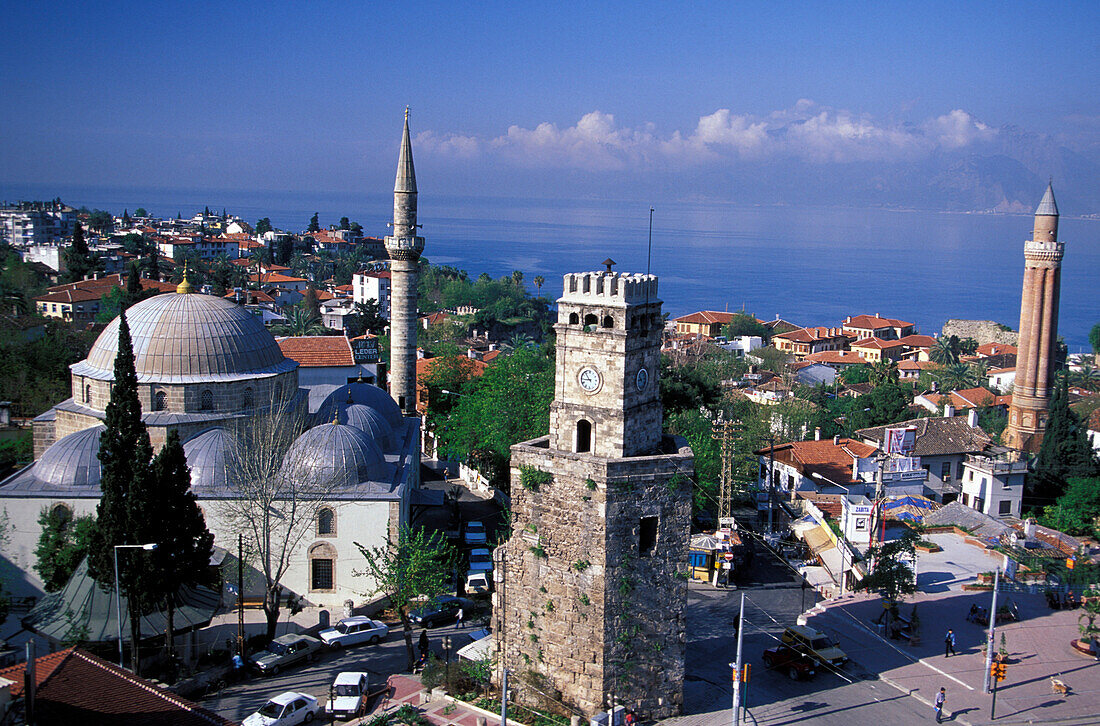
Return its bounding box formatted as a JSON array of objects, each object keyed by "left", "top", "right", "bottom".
[{"left": 559, "top": 271, "right": 659, "bottom": 307}]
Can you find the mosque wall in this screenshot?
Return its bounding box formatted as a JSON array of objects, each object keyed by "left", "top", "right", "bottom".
[{"left": 0, "top": 496, "right": 99, "bottom": 598}]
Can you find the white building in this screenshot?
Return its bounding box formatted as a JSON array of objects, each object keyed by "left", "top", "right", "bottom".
[
  {"left": 352, "top": 270, "right": 392, "bottom": 319},
  {"left": 959, "top": 451, "right": 1027, "bottom": 518},
  {"left": 0, "top": 202, "right": 76, "bottom": 247},
  {"left": 714, "top": 335, "right": 763, "bottom": 358},
  {"left": 987, "top": 367, "right": 1016, "bottom": 391},
  {"left": 21, "top": 244, "right": 67, "bottom": 274}
]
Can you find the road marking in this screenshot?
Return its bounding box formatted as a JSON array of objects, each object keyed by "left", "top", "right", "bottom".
[{"left": 916, "top": 658, "right": 974, "bottom": 690}]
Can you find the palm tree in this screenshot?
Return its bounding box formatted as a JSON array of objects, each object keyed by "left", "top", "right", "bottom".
[
  {"left": 930, "top": 336, "right": 961, "bottom": 365},
  {"left": 272, "top": 307, "right": 325, "bottom": 336},
  {"left": 869, "top": 359, "right": 899, "bottom": 387},
  {"left": 511, "top": 270, "right": 524, "bottom": 288},
  {"left": 1069, "top": 361, "right": 1100, "bottom": 392},
  {"left": 958, "top": 337, "right": 979, "bottom": 356},
  {"left": 533, "top": 275, "right": 545, "bottom": 296},
  {"left": 504, "top": 332, "right": 534, "bottom": 352},
  {"left": 936, "top": 362, "right": 979, "bottom": 392},
  {"left": 290, "top": 252, "right": 311, "bottom": 280}
]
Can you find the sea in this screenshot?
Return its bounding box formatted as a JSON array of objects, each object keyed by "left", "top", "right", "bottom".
[{"left": 4, "top": 183, "right": 1098, "bottom": 350}]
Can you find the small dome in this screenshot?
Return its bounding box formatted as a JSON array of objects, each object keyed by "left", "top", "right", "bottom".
[
  {"left": 315, "top": 382, "right": 403, "bottom": 429},
  {"left": 34, "top": 426, "right": 105, "bottom": 489},
  {"left": 282, "top": 423, "right": 389, "bottom": 487},
  {"left": 73, "top": 293, "right": 297, "bottom": 383},
  {"left": 343, "top": 404, "right": 396, "bottom": 451},
  {"left": 183, "top": 427, "right": 232, "bottom": 493}
]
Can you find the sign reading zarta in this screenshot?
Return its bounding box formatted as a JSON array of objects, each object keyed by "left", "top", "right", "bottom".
[
  {"left": 350, "top": 336, "right": 380, "bottom": 363},
  {"left": 884, "top": 427, "right": 916, "bottom": 455}
]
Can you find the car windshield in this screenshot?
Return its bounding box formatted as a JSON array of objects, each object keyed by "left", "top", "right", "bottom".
[
  {"left": 470, "top": 553, "right": 491, "bottom": 564},
  {"left": 335, "top": 623, "right": 350, "bottom": 634},
  {"left": 258, "top": 702, "right": 284, "bottom": 718},
  {"left": 267, "top": 642, "right": 288, "bottom": 655},
  {"left": 811, "top": 638, "right": 831, "bottom": 650},
  {"left": 468, "top": 523, "right": 484, "bottom": 531},
  {"left": 335, "top": 684, "right": 361, "bottom": 696}
]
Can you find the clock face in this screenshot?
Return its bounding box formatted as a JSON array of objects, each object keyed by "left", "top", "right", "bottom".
[
  {"left": 578, "top": 367, "right": 601, "bottom": 392},
  {"left": 636, "top": 367, "right": 649, "bottom": 391}
]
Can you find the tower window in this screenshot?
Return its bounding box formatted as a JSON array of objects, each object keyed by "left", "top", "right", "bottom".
[
  {"left": 200, "top": 389, "right": 214, "bottom": 411},
  {"left": 639, "top": 516, "right": 658, "bottom": 556},
  {"left": 569, "top": 312, "right": 579, "bottom": 325},
  {"left": 583, "top": 313, "right": 598, "bottom": 327},
  {"left": 602, "top": 315, "right": 614, "bottom": 329},
  {"left": 576, "top": 419, "right": 592, "bottom": 453}
]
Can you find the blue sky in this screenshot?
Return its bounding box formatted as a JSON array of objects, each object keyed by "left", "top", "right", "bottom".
[{"left": 3, "top": 1, "right": 1098, "bottom": 200}]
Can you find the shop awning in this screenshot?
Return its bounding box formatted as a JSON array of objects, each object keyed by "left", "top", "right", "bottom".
[
  {"left": 800, "top": 566, "right": 834, "bottom": 588},
  {"left": 801, "top": 525, "right": 835, "bottom": 555}
]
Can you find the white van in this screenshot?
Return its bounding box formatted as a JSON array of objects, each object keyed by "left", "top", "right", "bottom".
[{"left": 465, "top": 570, "right": 491, "bottom": 595}]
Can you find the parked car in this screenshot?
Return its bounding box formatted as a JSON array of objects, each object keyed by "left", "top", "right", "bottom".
[
  {"left": 244, "top": 691, "right": 321, "bottom": 726},
  {"left": 465, "top": 571, "right": 491, "bottom": 595},
  {"left": 249, "top": 634, "right": 323, "bottom": 676},
  {"left": 464, "top": 521, "right": 487, "bottom": 545},
  {"left": 410, "top": 595, "right": 465, "bottom": 627},
  {"left": 325, "top": 672, "right": 372, "bottom": 720},
  {"left": 780, "top": 625, "right": 848, "bottom": 668},
  {"left": 762, "top": 645, "right": 817, "bottom": 680},
  {"left": 318, "top": 616, "right": 389, "bottom": 649},
  {"left": 468, "top": 547, "right": 493, "bottom": 572}
]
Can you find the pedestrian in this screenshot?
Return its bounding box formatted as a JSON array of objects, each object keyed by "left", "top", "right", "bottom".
[
  {"left": 944, "top": 629, "right": 956, "bottom": 657},
  {"left": 934, "top": 687, "right": 946, "bottom": 723},
  {"left": 419, "top": 629, "right": 430, "bottom": 657},
  {"left": 456, "top": 607, "right": 465, "bottom": 629}
]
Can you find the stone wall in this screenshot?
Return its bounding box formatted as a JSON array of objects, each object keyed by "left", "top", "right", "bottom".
[{"left": 940, "top": 320, "right": 1018, "bottom": 347}]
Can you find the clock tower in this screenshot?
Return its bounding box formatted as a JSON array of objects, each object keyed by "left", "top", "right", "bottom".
[{"left": 495, "top": 265, "right": 693, "bottom": 721}]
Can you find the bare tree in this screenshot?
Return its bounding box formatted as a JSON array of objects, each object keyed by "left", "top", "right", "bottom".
[{"left": 217, "top": 387, "right": 343, "bottom": 640}]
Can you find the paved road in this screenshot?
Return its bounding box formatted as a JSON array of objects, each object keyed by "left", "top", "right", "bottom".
[{"left": 667, "top": 537, "right": 933, "bottom": 726}]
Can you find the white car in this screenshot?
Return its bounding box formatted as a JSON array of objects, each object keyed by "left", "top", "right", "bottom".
[
  {"left": 325, "top": 671, "right": 372, "bottom": 719},
  {"left": 244, "top": 691, "right": 321, "bottom": 726},
  {"left": 318, "top": 616, "right": 389, "bottom": 649},
  {"left": 468, "top": 548, "right": 493, "bottom": 572},
  {"left": 466, "top": 571, "right": 491, "bottom": 595},
  {"left": 464, "top": 521, "right": 487, "bottom": 545}
]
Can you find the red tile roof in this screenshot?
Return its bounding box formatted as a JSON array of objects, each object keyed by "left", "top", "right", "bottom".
[
  {"left": 950, "top": 387, "right": 996, "bottom": 408},
  {"left": 276, "top": 336, "right": 354, "bottom": 367},
  {"left": 975, "top": 342, "right": 1018, "bottom": 357},
  {"left": 851, "top": 337, "right": 907, "bottom": 350},
  {"left": 420, "top": 311, "right": 449, "bottom": 326},
  {"left": 0, "top": 648, "right": 235, "bottom": 725},
  {"left": 774, "top": 326, "right": 846, "bottom": 343},
  {"left": 674, "top": 310, "right": 735, "bottom": 325},
  {"left": 843, "top": 314, "right": 914, "bottom": 329},
  {"left": 358, "top": 270, "right": 391, "bottom": 280},
  {"left": 896, "top": 334, "right": 937, "bottom": 348},
  {"left": 898, "top": 360, "right": 939, "bottom": 370},
  {"left": 35, "top": 288, "right": 104, "bottom": 304},
  {"left": 804, "top": 350, "right": 868, "bottom": 365},
  {"left": 250, "top": 272, "right": 307, "bottom": 284},
  {"left": 754, "top": 437, "right": 878, "bottom": 486}
]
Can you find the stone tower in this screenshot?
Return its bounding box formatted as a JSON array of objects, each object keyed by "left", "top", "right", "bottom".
[
  {"left": 495, "top": 267, "right": 693, "bottom": 721},
  {"left": 1004, "top": 183, "right": 1064, "bottom": 453},
  {"left": 384, "top": 108, "right": 424, "bottom": 414}
]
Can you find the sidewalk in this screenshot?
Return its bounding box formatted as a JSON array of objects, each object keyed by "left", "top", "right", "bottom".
[
  {"left": 805, "top": 589, "right": 1100, "bottom": 725},
  {"left": 369, "top": 674, "right": 528, "bottom": 726}
]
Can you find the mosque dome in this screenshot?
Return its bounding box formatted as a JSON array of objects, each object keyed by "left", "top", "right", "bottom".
[
  {"left": 343, "top": 404, "right": 396, "bottom": 451},
  {"left": 34, "top": 426, "right": 105, "bottom": 490},
  {"left": 183, "top": 427, "right": 232, "bottom": 493},
  {"left": 315, "top": 382, "right": 403, "bottom": 429},
  {"left": 282, "top": 422, "right": 389, "bottom": 487},
  {"left": 72, "top": 292, "right": 297, "bottom": 383}
]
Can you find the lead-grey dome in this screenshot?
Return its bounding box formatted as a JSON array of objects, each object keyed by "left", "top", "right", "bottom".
[
  {"left": 282, "top": 422, "right": 390, "bottom": 487},
  {"left": 184, "top": 427, "right": 232, "bottom": 494},
  {"left": 315, "top": 382, "right": 403, "bottom": 429},
  {"left": 343, "top": 404, "right": 396, "bottom": 451},
  {"left": 34, "top": 425, "right": 105, "bottom": 490},
  {"left": 72, "top": 292, "right": 298, "bottom": 383}
]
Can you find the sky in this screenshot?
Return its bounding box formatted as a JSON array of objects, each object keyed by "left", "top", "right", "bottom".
[{"left": 2, "top": 1, "right": 1099, "bottom": 202}]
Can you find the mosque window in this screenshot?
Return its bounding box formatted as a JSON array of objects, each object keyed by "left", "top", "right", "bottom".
[
  {"left": 602, "top": 315, "right": 614, "bottom": 329},
  {"left": 50, "top": 504, "right": 73, "bottom": 531},
  {"left": 309, "top": 542, "right": 336, "bottom": 591},
  {"left": 200, "top": 389, "right": 214, "bottom": 411},
  {"left": 576, "top": 419, "right": 592, "bottom": 453},
  {"left": 243, "top": 388, "right": 253, "bottom": 409},
  {"left": 317, "top": 508, "right": 335, "bottom": 536},
  {"left": 583, "top": 313, "right": 598, "bottom": 328},
  {"left": 569, "top": 312, "right": 579, "bottom": 325},
  {"left": 84, "top": 384, "right": 91, "bottom": 404},
  {"left": 153, "top": 390, "right": 168, "bottom": 412}
]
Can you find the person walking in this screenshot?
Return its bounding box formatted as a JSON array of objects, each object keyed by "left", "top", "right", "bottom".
[
  {"left": 934, "top": 687, "right": 946, "bottom": 723},
  {"left": 944, "top": 629, "right": 956, "bottom": 657},
  {"left": 456, "top": 607, "right": 465, "bottom": 629},
  {"left": 419, "top": 629, "right": 430, "bottom": 658}
]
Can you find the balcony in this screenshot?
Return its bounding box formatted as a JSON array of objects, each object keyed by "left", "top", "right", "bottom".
[{"left": 965, "top": 453, "right": 1028, "bottom": 476}]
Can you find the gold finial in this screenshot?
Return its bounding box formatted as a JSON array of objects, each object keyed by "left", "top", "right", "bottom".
[
  {"left": 176, "top": 262, "right": 193, "bottom": 294},
  {"left": 357, "top": 371, "right": 364, "bottom": 383},
  {"left": 405, "top": 105, "right": 410, "bottom": 122},
  {"left": 332, "top": 410, "right": 340, "bottom": 425}
]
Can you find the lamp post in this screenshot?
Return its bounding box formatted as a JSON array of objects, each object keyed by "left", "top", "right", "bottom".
[
  {"left": 114, "top": 543, "right": 158, "bottom": 668},
  {"left": 443, "top": 635, "right": 452, "bottom": 688},
  {"left": 810, "top": 473, "right": 851, "bottom": 597}
]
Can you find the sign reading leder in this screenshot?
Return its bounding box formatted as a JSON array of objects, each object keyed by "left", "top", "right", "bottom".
[{"left": 351, "top": 337, "right": 380, "bottom": 363}]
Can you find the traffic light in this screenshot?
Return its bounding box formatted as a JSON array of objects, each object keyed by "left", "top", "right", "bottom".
[
  {"left": 990, "top": 661, "right": 1007, "bottom": 682},
  {"left": 742, "top": 664, "right": 751, "bottom": 683}
]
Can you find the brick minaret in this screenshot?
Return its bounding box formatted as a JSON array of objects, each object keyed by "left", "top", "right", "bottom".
[
  {"left": 384, "top": 108, "right": 424, "bottom": 414},
  {"left": 495, "top": 269, "right": 693, "bottom": 720},
  {"left": 1004, "top": 183, "right": 1063, "bottom": 453}
]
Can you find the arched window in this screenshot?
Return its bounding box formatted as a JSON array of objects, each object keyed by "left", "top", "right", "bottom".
[
  {"left": 569, "top": 312, "right": 579, "bottom": 325},
  {"left": 153, "top": 390, "right": 168, "bottom": 411},
  {"left": 243, "top": 387, "right": 253, "bottom": 409},
  {"left": 50, "top": 504, "right": 73, "bottom": 531},
  {"left": 309, "top": 542, "right": 336, "bottom": 591},
  {"left": 84, "top": 384, "right": 91, "bottom": 404},
  {"left": 317, "top": 508, "right": 335, "bottom": 536},
  {"left": 602, "top": 315, "right": 614, "bottom": 329},
  {"left": 583, "top": 313, "right": 598, "bottom": 328},
  {"left": 200, "top": 389, "right": 214, "bottom": 411},
  {"left": 576, "top": 419, "right": 592, "bottom": 453}
]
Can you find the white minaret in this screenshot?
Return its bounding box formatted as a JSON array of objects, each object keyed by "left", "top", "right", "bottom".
[{"left": 384, "top": 107, "right": 424, "bottom": 413}]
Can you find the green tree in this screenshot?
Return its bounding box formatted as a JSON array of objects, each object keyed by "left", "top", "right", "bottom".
[
  {"left": 147, "top": 430, "right": 215, "bottom": 660},
  {"left": 34, "top": 508, "right": 97, "bottom": 592},
  {"left": 849, "top": 380, "right": 911, "bottom": 430},
  {"left": 1031, "top": 378, "right": 1099, "bottom": 507},
  {"left": 841, "top": 365, "right": 872, "bottom": 384},
  {"left": 720, "top": 313, "right": 770, "bottom": 341},
  {"left": 134, "top": 208, "right": 147, "bottom": 218},
  {"left": 1039, "top": 477, "right": 1100, "bottom": 538},
  {"left": 271, "top": 307, "right": 326, "bottom": 337},
  {"left": 854, "top": 528, "right": 919, "bottom": 602},
  {"left": 86, "top": 210, "right": 113, "bottom": 234},
  {"left": 511, "top": 270, "right": 524, "bottom": 287},
  {"left": 308, "top": 212, "right": 320, "bottom": 233},
  {"left": 958, "top": 337, "right": 979, "bottom": 355},
  {"left": 354, "top": 524, "right": 458, "bottom": 671},
  {"left": 533, "top": 275, "right": 545, "bottom": 296},
  {"left": 349, "top": 221, "right": 363, "bottom": 235},
  {"left": 95, "top": 286, "right": 125, "bottom": 324},
  {"left": 930, "top": 362, "right": 980, "bottom": 392},
  {"left": 86, "top": 312, "right": 158, "bottom": 674},
  {"left": 660, "top": 357, "right": 720, "bottom": 415},
  {"left": 64, "top": 221, "right": 92, "bottom": 283},
  {"left": 303, "top": 286, "right": 321, "bottom": 321},
  {"left": 352, "top": 300, "right": 387, "bottom": 336},
  {"left": 869, "top": 359, "right": 899, "bottom": 387},
  {"left": 339, "top": 216, "right": 350, "bottom": 230},
  {"left": 255, "top": 218, "right": 273, "bottom": 236},
  {"left": 124, "top": 261, "right": 143, "bottom": 305},
  {"left": 930, "top": 336, "right": 961, "bottom": 365}
]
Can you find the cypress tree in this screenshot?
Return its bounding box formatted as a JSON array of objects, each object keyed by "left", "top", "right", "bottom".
[
  {"left": 1030, "top": 377, "right": 1099, "bottom": 508},
  {"left": 72, "top": 220, "right": 88, "bottom": 256},
  {"left": 304, "top": 286, "right": 321, "bottom": 323},
  {"left": 308, "top": 212, "right": 320, "bottom": 233},
  {"left": 88, "top": 312, "right": 157, "bottom": 673},
  {"left": 148, "top": 430, "right": 214, "bottom": 660},
  {"left": 65, "top": 221, "right": 92, "bottom": 282},
  {"left": 124, "top": 262, "right": 143, "bottom": 307}
]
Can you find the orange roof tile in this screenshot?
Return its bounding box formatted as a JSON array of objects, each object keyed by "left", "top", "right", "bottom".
[
  {"left": 975, "top": 342, "right": 1018, "bottom": 357},
  {"left": 774, "top": 326, "right": 846, "bottom": 343},
  {"left": 896, "top": 334, "right": 937, "bottom": 348},
  {"left": 250, "top": 272, "right": 307, "bottom": 284},
  {"left": 276, "top": 336, "right": 353, "bottom": 366},
  {"left": 674, "top": 310, "right": 735, "bottom": 325},
  {"left": 843, "top": 314, "right": 914, "bottom": 329},
  {"left": 804, "top": 350, "right": 868, "bottom": 365}
]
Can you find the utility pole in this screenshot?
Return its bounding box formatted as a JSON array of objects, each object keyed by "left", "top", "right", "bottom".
[
  {"left": 731, "top": 593, "right": 745, "bottom": 726},
  {"left": 500, "top": 668, "right": 508, "bottom": 726},
  {"left": 237, "top": 533, "right": 245, "bottom": 658},
  {"left": 767, "top": 438, "right": 775, "bottom": 535},
  {"left": 712, "top": 416, "right": 737, "bottom": 521},
  {"left": 982, "top": 568, "right": 1000, "bottom": 694}
]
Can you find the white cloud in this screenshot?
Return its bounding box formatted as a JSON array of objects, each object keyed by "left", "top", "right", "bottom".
[{"left": 418, "top": 102, "right": 998, "bottom": 169}]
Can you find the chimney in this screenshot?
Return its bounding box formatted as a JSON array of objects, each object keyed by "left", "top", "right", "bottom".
[
  {"left": 944, "top": 404, "right": 956, "bottom": 418},
  {"left": 468, "top": 348, "right": 476, "bottom": 359},
  {"left": 1023, "top": 517, "right": 1037, "bottom": 538},
  {"left": 833, "top": 434, "right": 841, "bottom": 446},
  {"left": 931, "top": 380, "right": 939, "bottom": 392},
  {"left": 967, "top": 408, "right": 979, "bottom": 428},
  {"left": 815, "top": 427, "right": 821, "bottom": 441}
]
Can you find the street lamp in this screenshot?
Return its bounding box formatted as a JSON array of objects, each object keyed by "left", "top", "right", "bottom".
[
  {"left": 443, "top": 635, "right": 451, "bottom": 687},
  {"left": 809, "top": 473, "right": 850, "bottom": 597},
  {"left": 114, "top": 543, "right": 158, "bottom": 668}
]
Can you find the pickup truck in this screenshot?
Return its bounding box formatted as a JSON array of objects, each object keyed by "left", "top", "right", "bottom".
[{"left": 762, "top": 645, "right": 816, "bottom": 680}]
